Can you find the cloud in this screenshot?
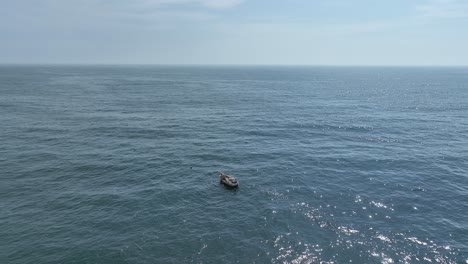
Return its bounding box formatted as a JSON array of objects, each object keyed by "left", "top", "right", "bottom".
[
  {"left": 143, "top": 0, "right": 244, "bottom": 9},
  {"left": 117, "top": 0, "right": 243, "bottom": 24},
  {"left": 0, "top": 0, "right": 244, "bottom": 33},
  {"left": 200, "top": 0, "right": 244, "bottom": 8},
  {"left": 415, "top": 0, "right": 468, "bottom": 18}
]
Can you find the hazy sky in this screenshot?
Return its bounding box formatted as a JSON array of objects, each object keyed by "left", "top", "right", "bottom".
[{"left": 1, "top": 0, "right": 468, "bottom": 65}]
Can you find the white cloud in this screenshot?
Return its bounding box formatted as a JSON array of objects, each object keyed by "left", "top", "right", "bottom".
[
  {"left": 143, "top": 0, "right": 244, "bottom": 9},
  {"left": 201, "top": 0, "right": 244, "bottom": 8},
  {"left": 416, "top": 0, "right": 468, "bottom": 18}
]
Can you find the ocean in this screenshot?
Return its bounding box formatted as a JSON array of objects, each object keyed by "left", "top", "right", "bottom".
[{"left": 1, "top": 65, "right": 467, "bottom": 263}]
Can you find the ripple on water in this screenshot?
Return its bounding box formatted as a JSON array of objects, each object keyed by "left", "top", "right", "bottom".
[{"left": 1, "top": 66, "right": 467, "bottom": 263}]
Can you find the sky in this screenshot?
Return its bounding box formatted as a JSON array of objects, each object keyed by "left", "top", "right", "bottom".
[{"left": 1, "top": 0, "right": 468, "bottom": 65}]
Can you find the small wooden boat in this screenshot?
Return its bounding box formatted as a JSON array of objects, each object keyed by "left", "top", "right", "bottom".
[{"left": 219, "top": 172, "right": 239, "bottom": 188}]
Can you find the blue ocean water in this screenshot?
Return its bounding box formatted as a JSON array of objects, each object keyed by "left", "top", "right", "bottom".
[{"left": 0, "top": 65, "right": 467, "bottom": 263}]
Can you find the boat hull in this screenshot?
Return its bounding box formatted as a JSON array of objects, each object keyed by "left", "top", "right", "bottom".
[{"left": 220, "top": 179, "right": 239, "bottom": 188}]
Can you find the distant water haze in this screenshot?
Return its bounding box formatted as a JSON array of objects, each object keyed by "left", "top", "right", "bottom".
[{"left": 1, "top": 66, "right": 467, "bottom": 263}]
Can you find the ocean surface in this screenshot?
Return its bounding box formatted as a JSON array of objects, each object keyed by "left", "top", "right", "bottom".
[{"left": 0, "top": 65, "right": 467, "bottom": 264}]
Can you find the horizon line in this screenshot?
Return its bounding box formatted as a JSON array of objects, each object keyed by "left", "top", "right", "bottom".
[{"left": 1, "top": 63, "right": 468, "bottom": 67}]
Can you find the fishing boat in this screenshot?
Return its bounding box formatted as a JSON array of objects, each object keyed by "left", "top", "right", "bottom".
[{"left": 219, "top": 172, "right": 239, "bottom": 188}]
